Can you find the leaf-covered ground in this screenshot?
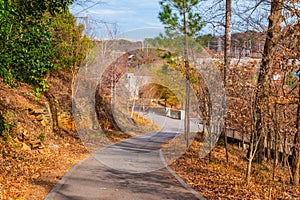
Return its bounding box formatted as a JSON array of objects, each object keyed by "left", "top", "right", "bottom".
[
  {"left": 0, "top": 132, "right": 88, "bottom": 199},
  {"left": 1, "top": 71, "right": 299, "bottom": 199},
  {"left": 170, "top": 138, "right": 300, "bottom": 199},
  {"left": 0, "top": 70, "right": 131, "bottom": 200},
  {"left": 0, "top": 73, "right": 90, "bottom": 199}
]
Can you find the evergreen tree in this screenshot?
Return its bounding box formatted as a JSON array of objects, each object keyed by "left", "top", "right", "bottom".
[{"left": 158, "top": 0, "right": 204, "bottom": 147}]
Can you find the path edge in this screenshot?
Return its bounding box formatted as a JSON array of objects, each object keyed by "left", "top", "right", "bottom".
[
  {"left": 44, "top": 156, "right": 90, "bottom": 200},
  {"left": 159, "top": 150, "right": 206, "bottom": 200}
]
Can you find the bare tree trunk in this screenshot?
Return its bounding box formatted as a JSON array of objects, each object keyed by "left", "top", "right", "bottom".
[
  {"left": 282, "top": 133, "right": 287, "bottom": 167},
  {"left": 281, "top": 105, "right": 288, "bottom": 167},
  {"left": 183, "top": 8, "right": 190, "bottom": 148},
  {"left": 246, "top": 126, "right": 263, "bottom": 183},
  {"left": 224, "top": 0, "right": 232, "bottom": 67},
  {"left": 271, "top": 101, "right": 281, "bottom": 166},
  {"left": 246, "top": 120, "right": 259, "bottom": 183},
  {"left": 246, "top": 155, "right": 253, "bottom": 183},
  {"left": 266, "top": 129, "right": 272, "bottom": 162},
  {"left": 252, "top": 0, "right": 283, "bottom": 164},
  {"left": 44, "top": 92, "right": 60, "bottom": 134},
  {"left": 223, "top": 0, "right": 232, "bottom": 163},
  {"left": 273, "top": 121, "right": 278, "bottom": 180}
]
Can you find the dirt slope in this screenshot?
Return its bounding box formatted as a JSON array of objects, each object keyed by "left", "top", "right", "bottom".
[{"left": 0, "top": 71, "right": 89, "bottom": 200}]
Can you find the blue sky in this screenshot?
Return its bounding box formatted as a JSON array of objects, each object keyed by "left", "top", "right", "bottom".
[
  {"left": 69, "top": 0, "right": 272, "bottom": 40},
  {"left": 70, "top": 0, "right": 165, "bottom": 39}
]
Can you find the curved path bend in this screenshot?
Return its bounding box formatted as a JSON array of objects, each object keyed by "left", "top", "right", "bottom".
[{"left": 45, "top": 111, "right": 204, "bottom": 200}]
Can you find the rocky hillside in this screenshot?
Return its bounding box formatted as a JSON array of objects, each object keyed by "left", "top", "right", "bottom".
[{"left": 0, "top": 71, "right": 89, "bottom": 199}]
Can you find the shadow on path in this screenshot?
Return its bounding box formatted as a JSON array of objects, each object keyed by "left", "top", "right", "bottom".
[
  {"left": 45, "top": 113, "right": 204, "bottom": 200},
  {"left": 47, "top": 156, "right": 201, "bottom": 200}
]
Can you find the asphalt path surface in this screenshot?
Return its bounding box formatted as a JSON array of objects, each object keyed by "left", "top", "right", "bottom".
[{"left": 45, "top": 111, "right": 204, "bottom": 200}]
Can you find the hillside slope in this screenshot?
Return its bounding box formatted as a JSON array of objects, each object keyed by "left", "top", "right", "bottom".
[{"left": 0, "top": 71, "right": 89, "bottom": 199}]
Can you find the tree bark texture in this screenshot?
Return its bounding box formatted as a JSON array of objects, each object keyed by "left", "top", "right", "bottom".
[{"left": 252, "top": 0, "right": 283, "bottom": 164}]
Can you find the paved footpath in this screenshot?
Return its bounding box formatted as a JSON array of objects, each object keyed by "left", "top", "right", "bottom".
[{"left": 45, "top": 112, "right": 204, "bottom": 200}]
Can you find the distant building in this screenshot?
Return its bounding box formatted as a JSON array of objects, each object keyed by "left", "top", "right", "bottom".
[
  {"left": 200, "top": 30, "right": 266, "bottom": 59},
  {"left": 125, "top": 73, "right": 151, "bottom": 99}
]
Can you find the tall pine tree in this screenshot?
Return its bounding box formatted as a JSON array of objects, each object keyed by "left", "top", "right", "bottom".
[{"left": 158, "top": 0, "right": 204, "bottom": 147}]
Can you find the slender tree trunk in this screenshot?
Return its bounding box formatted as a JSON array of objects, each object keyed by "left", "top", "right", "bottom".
[
  {"left": 246, "top": 124, "right": 263, "bottom": 183},
  {"left": 265, "top": 103, "right": 271, "bottom": 162},
  {"left": 267, "top": 129, "right": 272, "bottom": 162},
  {"left": 183, "top": 8, "right": 190, "bottom": 148},
  {"left": 252, "top": 0, "right": 283, "bottom": 164},
  {"left": 272, "top": 101, "right": 281, "bottom": 166},
  {"left": 273, "top": 121, "right": 278, "bottom": 180},
  {"left": 223, "top": 0, "right": 232, "bottom": 163},
  {"left": 44, "top": 92, "right": 60, "bottom": 134},
  {"left": 246, "top": 155, "right": 253, "bottom": 183},
  {"left": 275, "top": 135, "right": 279, "bottom": 165},
  {"left": 282, "top": 133, "right": 287, "bottom": 167},
  {"left": 224, "top": 0, "right": 232, "bottom": 67},
  {"left": 246, "top": 123, "right": 255, "bottom": 183}
]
